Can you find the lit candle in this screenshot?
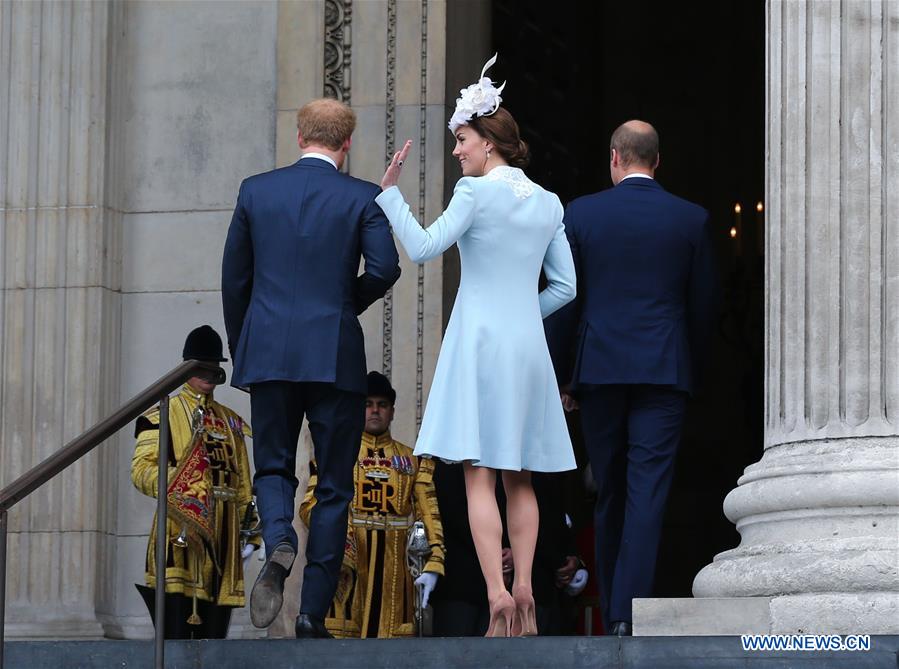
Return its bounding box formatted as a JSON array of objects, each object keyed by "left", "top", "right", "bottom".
[
  {"left": 733, "top": 202, "right": 742, "bottom": 256},
  {"left": 756, "top": 201, "right": 764, "bottom": 255}
]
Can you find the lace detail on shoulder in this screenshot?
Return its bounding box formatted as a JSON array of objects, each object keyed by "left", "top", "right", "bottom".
[{"left": 484, "top": 166, "right": 535, "bottom": 199}]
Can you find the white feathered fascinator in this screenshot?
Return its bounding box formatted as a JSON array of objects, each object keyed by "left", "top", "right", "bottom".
[{"left": 448, "top": 53, "right": 507, "bottom": 133}]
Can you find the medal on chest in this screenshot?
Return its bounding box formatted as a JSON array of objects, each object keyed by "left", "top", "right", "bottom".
[
  {"left": 226, "top": 415, "right": 244, "bottom": 434},
  {"left": 391, "top": 455, "right": 415, "bottom": 475}
]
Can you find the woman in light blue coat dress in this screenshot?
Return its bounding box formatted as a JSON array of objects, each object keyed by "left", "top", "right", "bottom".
[{"left": 377, "top": 57, "right": 576, "bottom": 637}]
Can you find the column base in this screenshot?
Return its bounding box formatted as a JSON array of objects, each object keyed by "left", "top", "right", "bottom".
[
  {"left": 98, "top": 614, "right": 153, "bottom": 640},
  {"left": 3, "top": 618, "right": 106, "bottom": 640},
  {"left": 634, "top": 593, "right": 899, "bottom": 636},
  {"left": 634, "top": 598, "right": 771, "bottom": 636}
]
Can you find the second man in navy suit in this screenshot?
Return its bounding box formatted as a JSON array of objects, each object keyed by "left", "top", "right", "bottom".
[
  {"left": 547, "top": 120, "right": 718, "bottom": 636},
  {"left": 222, "top": 98, "right": 400, "bottom": 638}
]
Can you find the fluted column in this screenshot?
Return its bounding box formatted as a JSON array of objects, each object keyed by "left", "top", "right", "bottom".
[
  {"left": 0, "top": 0, "right": 120, "bottom": 637},
  {"left": 693, "top": 0, "right": 899, "bottom": 633}
]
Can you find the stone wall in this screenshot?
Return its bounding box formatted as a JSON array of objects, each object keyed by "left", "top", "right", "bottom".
[
  {"left": 107, "top": 0, "right": 279, "bottom": 639},
  {"left": 0, "top": 0, "right": 485, "bottom": 639}
]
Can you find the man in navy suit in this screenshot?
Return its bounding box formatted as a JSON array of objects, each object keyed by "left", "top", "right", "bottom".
[
  {"left": 546, "top": 120, "right": 718, "bottom": 636},
  {"left": 222, "top": 98, "right": 400, "bottom": 638}
]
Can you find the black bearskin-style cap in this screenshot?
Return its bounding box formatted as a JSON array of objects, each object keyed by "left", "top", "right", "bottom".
[
  {"left": 182, "top": 325, "right": 228, "bottom": 362},
  {"left": 367, "top": 371, "right": 396, "bottom": 404}
]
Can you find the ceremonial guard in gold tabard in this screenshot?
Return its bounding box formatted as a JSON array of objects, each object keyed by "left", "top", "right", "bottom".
[
  {"left": 131, "top": 326, "right": 260, "bottom": 639},
  {"left": 300, "top": 372, "right": 445, "bottom": 638}
]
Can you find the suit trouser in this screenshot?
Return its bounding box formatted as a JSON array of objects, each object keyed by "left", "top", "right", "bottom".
[
  {"left": 250, "top": 381, "right": 364, "bottom": 620},
  {"left": 579, "top": 384, "right": 686, "bottom": 625}
]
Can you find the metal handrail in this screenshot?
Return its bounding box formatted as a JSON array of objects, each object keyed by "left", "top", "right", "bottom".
[{"left": 0, "top": 359, "right": 226, "bottom": 669}]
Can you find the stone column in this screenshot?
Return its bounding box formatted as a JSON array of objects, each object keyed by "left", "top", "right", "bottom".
[
  {"left": 692, "top": 0, "right": 899, "bottom": 634},
  {"left": 0, "top": 0, "right": 120, "bottom": 638}
]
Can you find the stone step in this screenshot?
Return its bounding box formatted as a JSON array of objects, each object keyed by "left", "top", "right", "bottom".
[
  {"left": 5, "top": 636, "right": 899, "bottom": 669},
  {"left": 634, "top": 597, "right": 899, "bottom": 637}
]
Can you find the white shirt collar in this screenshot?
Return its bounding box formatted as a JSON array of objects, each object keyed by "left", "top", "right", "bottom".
[
  {"left": 620, "top": 172, "right": 654, "bottom": 181},
  {"left": 300, "top": 152, "right": 338, "bottom": 169}
]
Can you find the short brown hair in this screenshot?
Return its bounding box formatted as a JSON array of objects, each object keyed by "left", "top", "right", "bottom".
[
  {"left": 297, "top": 98, "right": 356, "bottom": 150},
  {"left": 610, "top": 121, "right": 659, "bottom": 168},
  {"left": 467, "top": 108, "right": 530, "bottom": 169}
]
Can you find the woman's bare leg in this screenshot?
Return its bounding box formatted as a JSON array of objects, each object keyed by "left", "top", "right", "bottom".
[
  {"left": 502, "top": 469, "right": 538, "bottom": 594},
  {"left": 463, "top": 463, "right": 506, "bottom": 600},
  {"left": 464, "top": 462, "right": 515, "bottom": 636},
  {"left": 502, "top": 469, "right": 539, "bottom": 635}
]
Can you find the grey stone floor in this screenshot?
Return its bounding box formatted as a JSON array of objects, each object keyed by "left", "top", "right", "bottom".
[{"left": 4, "top": 636, "right": 899, "bottom": 669}]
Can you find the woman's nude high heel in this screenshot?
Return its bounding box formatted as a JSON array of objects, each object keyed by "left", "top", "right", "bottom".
[
  {"left": 511, "top": 587, "right": 538, "bottom": 636},
  {"left": 485, "top": 591, "right": 516, "bottom": 637}
]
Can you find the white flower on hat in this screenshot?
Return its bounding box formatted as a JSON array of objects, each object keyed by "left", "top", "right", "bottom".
[{"left": 448, "top": 54, "right": 507, "bottom": 133}]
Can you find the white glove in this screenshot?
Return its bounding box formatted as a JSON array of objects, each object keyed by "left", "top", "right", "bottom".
[
  {"left": 241, "top": 544, "right": 255, "bottom": 564},
  {"left": 414, "top": 571, "right": 439, "bottom": 609},
  {"left": 565, "top": 568, "right": 588, "bottom": 596}
]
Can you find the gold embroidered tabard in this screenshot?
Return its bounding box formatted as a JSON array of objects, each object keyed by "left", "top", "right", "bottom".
[
  {"left": 131, "top": 384, "right": 260, "bottom": 609},
  {"left": 300, "top": 431, "right": 445, "bottom": 638}
]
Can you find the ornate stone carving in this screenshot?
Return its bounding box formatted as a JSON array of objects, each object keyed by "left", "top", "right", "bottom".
[
  {"left": 382, "top": 0, "right": 397, "bottom": 379},
  {"left": 415, "top": 0, "right": 428, "bottom": 428},
  {"left": 323, "top": 0, "right": 352, "bottom": 102}
]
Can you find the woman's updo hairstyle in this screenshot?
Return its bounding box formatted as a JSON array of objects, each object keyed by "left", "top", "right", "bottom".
[{"left": 467, "top": 107, "right": 530, "bottom": 169}]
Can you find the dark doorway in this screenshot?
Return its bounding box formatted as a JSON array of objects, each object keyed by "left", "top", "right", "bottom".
[{"left": 489, "top": 0, "right": 766, "bottom": 604}]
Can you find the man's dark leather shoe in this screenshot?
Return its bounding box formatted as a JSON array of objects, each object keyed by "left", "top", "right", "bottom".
[
  {"left": 609, "top": 621, "right": 633, "bottom": 637},
  {"left": 295, "top": 613, "right": 333, "bottom": 638},
  {"left": 250, "top": 543, "right": 295, "bottom": 628}
]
